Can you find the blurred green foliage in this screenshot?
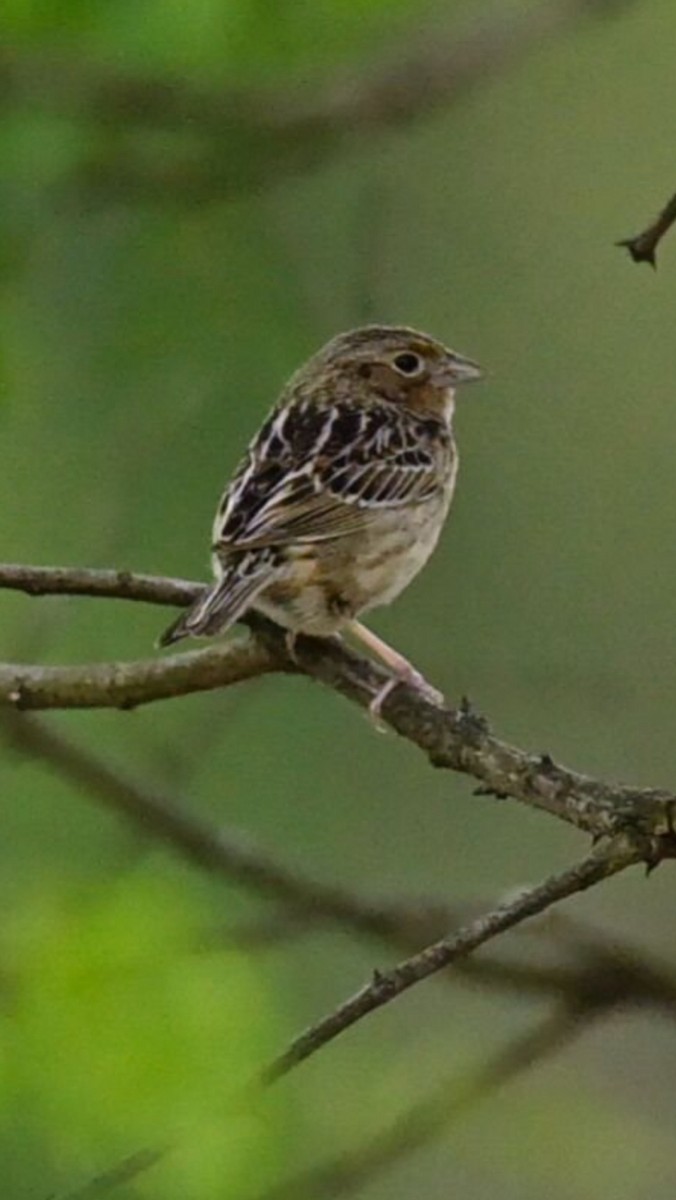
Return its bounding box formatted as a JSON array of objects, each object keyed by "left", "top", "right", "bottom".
[
  {"left": 0, "top": 869, "right": 282, "bottom": 1197},
  {"left": 2, "top": 0, "right": 421, "bottom": 77},
  {"left": 2, "top": 0, "right": 676, "bottom": 1197}
]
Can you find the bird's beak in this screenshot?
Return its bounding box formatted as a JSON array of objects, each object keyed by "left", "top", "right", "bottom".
[{"left": 436, "top": 353, "right": 484, "bottom": 387}]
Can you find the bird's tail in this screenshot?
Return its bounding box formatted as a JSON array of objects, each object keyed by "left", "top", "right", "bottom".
[{"left": 157, "top": 567, "right": 270, "bottom": 648}]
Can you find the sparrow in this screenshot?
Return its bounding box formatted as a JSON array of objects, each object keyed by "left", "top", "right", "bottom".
[{"left": 158, "top": 325, "right": 482, "bottom": 711}]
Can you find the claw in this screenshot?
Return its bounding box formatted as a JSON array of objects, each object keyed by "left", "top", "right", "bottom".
[
  {"left": 368, "top": 678, "right": 398, "bottom": 730},
  {"left": 367, "top": 668, "right": 444, "bottom": 731}
]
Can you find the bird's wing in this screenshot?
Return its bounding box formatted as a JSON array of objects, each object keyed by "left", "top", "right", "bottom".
[
  {"left": 213, "top": 399, "right": 448, "bottom": 552},
  {"left": 157, "top": 552, "right": 275, "bottom": 646}
]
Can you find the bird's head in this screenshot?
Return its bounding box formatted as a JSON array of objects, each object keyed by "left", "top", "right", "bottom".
[{"left": 301, "top": 325, "right": 483, "bottom": 420}]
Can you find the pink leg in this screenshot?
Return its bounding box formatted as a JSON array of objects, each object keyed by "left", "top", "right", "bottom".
[{"left": 347, "top": 621, "right": 444, "bottom": 719}]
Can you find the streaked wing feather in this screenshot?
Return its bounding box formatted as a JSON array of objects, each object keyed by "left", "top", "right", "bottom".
[
  {"left": 157, "top": 553, "right": 278, "bottom": 645},
  {"left": 213, "top": 399, "right": 447, "bottom": 552},
  {"left": 186, "top": 568, "right": 272, "bottom": 636},
  {"left": 229, "top": 490, "right": 379, "bottom": 548}
]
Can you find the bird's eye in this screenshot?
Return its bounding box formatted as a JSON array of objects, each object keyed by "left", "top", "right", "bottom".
[{"left": 392, "top": 352, "right": 424, "bottom": 377}]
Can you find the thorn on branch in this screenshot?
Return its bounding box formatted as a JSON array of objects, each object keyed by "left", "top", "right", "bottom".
[
  {"left": 456, "top": 694, "right": 490, "bottom": 740},
  {"left": 114, "top": 569, "right": 136, "bottom": 593},
  {"left": 3, "top": 563, "right": 676, "bottom": 852},
  {"left": 616, "top": 237, "right": 657, "bottom": 268},
  {"left": 617, "top": 190, "right": 676, "bottom": 267},
  {"left": 259, "top": 839, "right": 643, "bottom": 1085},
  {"left": 371, "top": 968, "right": 397, "bottom": 999}
]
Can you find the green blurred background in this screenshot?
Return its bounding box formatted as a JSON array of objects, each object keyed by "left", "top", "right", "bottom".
[{"left": 2, "top": 0, "right": 676, "bottom": 1196}]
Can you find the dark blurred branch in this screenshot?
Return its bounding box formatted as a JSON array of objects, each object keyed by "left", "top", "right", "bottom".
[
  {"left": 2, "top": 563, "right": 676, "bottom": 851},
  {"left": 0, "top": 710, "right": 610, "bottom": 1001},
  {"left": 264, "top": 930, "right": 676, "bottom": 1197},
  {"left": 0, "top": 709, "right": 451, "bottom": 948},
  {"left": 271, "top": 901, "right": 676, "bottom": 1197},
  {"left": 53, "top": 1000, "right": 612, "bottom": 1200},
  {"left": 215, "top": 910, "right": 676, "bottom": 1018},
  {"left": 50, "top": 845, "right": 660, "bottom": 1199},
  {"left": 6, "top": 709, "right": 676, "bottom": 1016},
  {"left": 8, "top": 563, "right": 670, "bottom": 1196},
  {"left": 58, "top": 1147, "right": 167, "bottom": 1200},
  {"left": 55, "top": 914, "right": 676, "bottom": 1200},
  {"left": 617, "top": 190, "right": 676, "bottom": 266},
  {"left": 0, "top": 0, "right": 632, "bottom": 202},
  {"left": 255, "top": 1004, "right": 593, "bottom": 1200},
  {"left": 259, "top": 836, "right": 644, "bottom": 1085}
]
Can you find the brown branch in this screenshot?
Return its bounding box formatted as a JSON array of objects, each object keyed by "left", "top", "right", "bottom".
[
  {"left": 0, "top": 638, "right": 278, "bottom": 710},
  {"left": 8, "top": 556, "right": 670, "bottom": 1198},
  {"left": 259, "top": 836, "right": 644, "bottom": 1086},
  {"left": 0, "top": 563, "right": 200, "bottom": 607},
  {"left": 0, "top": 0, "right": 633, "bottom": 202},
  {"left": 2, "top": 563, "right": 676, "bottom": 848},
  {"left": 617, "top": 190, "right": 676, "bottom": 266}
]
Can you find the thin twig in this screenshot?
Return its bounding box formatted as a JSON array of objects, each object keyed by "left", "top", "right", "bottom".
[
  {"left": 7, "top": 710, "right": 676, "bottom": 1018},
  {"left": 0, "top": 710, "right": 593, "bottom": 1000},
  {"left": 48, "top": 1008, "right": 585, "bottom": 1200},
  {"left": 56, "top": 1146, "right": 167, "bottom": 1200},
  {"left": 52, "top": 935, "right": 676, "bottom": 1200},
  {"left": 259, "top": 837, "right": 644, "bottom": 1085},
  {"left": 255, "top": 1005, "right": 592, "bottom": 1200},
  {"left": 617, "top": 190, "right": 676, "bottom": 266}
]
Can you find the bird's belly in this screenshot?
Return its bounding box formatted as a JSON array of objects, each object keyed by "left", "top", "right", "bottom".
[
  {"left": 348, "top": 505, "right": 445, "bottom": 611},
  {"left": 254, "top": 495, "right": 449, "bottom": 636}
]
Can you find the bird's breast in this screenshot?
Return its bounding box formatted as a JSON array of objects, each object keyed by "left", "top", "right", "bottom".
[
  {"left": 254, "top": 446, "right": 458, "bottom": 635},
  {"left": 343, "top": 488, "right": 452, "bottom": 612}
]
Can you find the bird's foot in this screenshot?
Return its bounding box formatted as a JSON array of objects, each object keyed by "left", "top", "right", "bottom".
[{"left": 368, "top": 667, "right": 444, "bottom": 729}]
